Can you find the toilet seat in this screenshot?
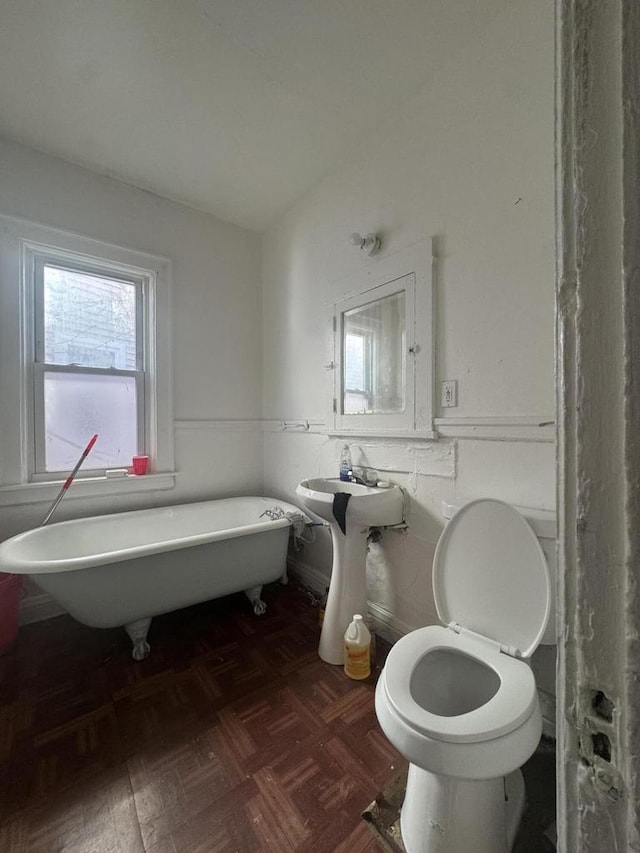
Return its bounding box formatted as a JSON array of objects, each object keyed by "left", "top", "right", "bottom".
[
  {"left": 433, "top": 499, "right": 551, "bottom": 659},
  {"left": 381, "top": 625, "right": 537, "bottom": 744}
]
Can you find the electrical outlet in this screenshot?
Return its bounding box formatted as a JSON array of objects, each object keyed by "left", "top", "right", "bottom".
[{"left": 441, "top": 380, "right": 458, "bottom": 408}]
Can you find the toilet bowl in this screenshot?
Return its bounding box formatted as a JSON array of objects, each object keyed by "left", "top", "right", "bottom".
[{"left": 375, "top": 499, "right": 551, "bottom": 853}]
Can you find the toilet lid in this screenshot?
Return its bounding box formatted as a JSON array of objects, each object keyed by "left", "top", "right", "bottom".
[{"left": 432, "top": 499, "right": 551, "bottom": 659}]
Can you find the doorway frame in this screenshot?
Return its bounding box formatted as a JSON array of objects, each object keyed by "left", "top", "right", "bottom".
[{"left": 556, "top": 1, "right": 640, "bottom": 849}]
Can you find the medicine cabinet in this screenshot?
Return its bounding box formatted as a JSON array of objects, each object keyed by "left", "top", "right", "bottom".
[{"left": 327, "top": 238, "right": 435, "bottom": 437}]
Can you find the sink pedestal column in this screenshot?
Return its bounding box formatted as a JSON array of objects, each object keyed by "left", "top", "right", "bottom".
[
  {"left": 319, "top": 525, "right": 368, "bottom": 665},
  {"left": 296, "top": 478, "right": 402, "bottom": 665}
]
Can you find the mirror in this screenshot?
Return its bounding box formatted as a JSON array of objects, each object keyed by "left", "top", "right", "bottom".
[
  {"left": 342, "top": 290, "right": 406, "bottom": 414},
  {"left": 327, "top": 238, "right": 435, "bottom": 437}
]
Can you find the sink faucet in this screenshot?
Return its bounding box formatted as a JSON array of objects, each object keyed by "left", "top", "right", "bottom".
[{"left": 349, "top": 466, "right": 378, "bottom": 486}]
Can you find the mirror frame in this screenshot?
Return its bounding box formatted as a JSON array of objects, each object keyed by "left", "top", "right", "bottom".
[{"left": 326, "top": 238, "right": 435, "bottom": 438}]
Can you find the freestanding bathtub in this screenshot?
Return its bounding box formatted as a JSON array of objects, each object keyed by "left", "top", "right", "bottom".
[{"left": 0, "top": 496, "right": 306, "bottom": 659}]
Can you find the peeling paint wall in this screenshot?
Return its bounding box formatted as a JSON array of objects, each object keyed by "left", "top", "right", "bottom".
[
  {"left": 621, "top": 1, "right": 640, "bottom": 843},
  {"left": 557, "top": 0, "right": 640, "bottom": 849},
  {"left": 262, "top": 0, "right": 556, "bottom": 652}
]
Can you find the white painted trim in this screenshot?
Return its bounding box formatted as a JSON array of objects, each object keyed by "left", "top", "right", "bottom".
[
  {"left": 19, "top": 592, "right": 65, "bottom": 625},
  {"left": 0, "top": 472, "right": 176, "bottom": 507},
  {"left": 0, "top": 213, "right": 174, "bottom": 492},
  {"left": 367, "top": 601, "right": 415, "bottom": 646},
  {"left": 264, "top": 416, "right": 554, "bottom": 443},
  {"left": 434, "top": 416, "right": 555, "bottom": 442},
  {"left": 176, "top": 419, "right": 263, "bottom": 432},
  {"left": 262, "top": 419, "right": 326, "bottom": 434},
  {"left": 441, "top": 500, "right": 557, "bottom": 539},
  {"left": 325, "top": 428, "right": 439, "bottom": 440}
]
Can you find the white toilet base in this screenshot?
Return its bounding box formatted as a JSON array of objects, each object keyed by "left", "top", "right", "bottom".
[{"left": 400, "top": 763, "right": 525, "bottom": 853}]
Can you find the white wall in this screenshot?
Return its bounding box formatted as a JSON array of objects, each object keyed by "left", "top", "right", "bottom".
[
  {"left": 261, "top": 0, "right": 556, "bottom": 657},
  {"left": 0, "top": 0, "right": 556, "bottom": 694},
  {"left": 0, "top": 137, "right": 263, "bottom": 548}
]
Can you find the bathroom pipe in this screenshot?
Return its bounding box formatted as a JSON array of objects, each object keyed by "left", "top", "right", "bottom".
[{"left": 41, "top": 434, "right": 98, "bottom": 526}]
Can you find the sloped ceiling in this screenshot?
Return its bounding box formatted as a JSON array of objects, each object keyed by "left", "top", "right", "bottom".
[{"left": 0, "top": 0, "right": 507, "bottom": 231}]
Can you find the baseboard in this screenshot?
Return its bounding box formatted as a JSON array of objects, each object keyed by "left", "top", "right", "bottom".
[
  {"left": 288, "top": 557, "right": 415, "bottom": 646},
  {"left": 366, "top": 601, "right": 414, "bottom": 646},
  {"left": 538, "top": 688, "right": 557, "bottom": 740},
  {"left": 287, "top": 556, "right": 329, "bottom": 597},
  {"left": 19, "top": 592, "right": 65, "bottom": 625}
]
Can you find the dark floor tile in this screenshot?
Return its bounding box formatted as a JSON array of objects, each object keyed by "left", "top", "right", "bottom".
[
  {"left": 0, "top": 585, "right": 394, "bottom": 852},
  {"left": 0, "top": 763, "right": 143, "bottom": 853},
  {"left": 2, "top": 583, "right": 555, "bottom": 853},
  {"left": 127, "top": 716, "right": 249, "bottom": 849},
  {"left": 112, "top": 667, "right": 215, "bottom": 752}
]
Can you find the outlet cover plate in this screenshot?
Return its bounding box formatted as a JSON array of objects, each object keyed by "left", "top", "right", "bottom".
[{"left": 441, "top": 380, "right": 458, "bottom": 408}]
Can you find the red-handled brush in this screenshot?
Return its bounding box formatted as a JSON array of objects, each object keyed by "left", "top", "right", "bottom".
[{"left": 41, "top": 434, "right": 99, "bottom": 526}]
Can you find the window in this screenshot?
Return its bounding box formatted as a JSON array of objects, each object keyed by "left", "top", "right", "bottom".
[
  {"left": 33, "top": 257, "right": 144, "bottom": 475},
  {"left": 327, "top": 239, "right": 435, "bottom": 437},
  {"left": 0, "top": 214, "right": 174, "bottom": 501}
]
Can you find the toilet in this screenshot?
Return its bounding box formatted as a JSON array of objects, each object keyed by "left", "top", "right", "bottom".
[{"left": 375, "top": 499, "right": 552, "bottom": 853}]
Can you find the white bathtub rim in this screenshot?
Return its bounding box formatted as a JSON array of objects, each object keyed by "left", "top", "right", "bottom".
[
  {"left": 4, "top": 519, "right": 290, "bottom": 575},
  {"left": 0, "top": 496, "right": 304, "bottom": 576}
]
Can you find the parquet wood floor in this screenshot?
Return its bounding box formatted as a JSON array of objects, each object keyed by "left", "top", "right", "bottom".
[{"left": 0, "top": 585, "right": 400, "bottom": 852}]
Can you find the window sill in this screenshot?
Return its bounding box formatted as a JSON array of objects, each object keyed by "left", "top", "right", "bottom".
[{"left": 0, "top": 472, "right": 177, "bottom": 507}]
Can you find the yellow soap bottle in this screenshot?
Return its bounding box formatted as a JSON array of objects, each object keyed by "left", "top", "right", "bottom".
[{"left": 344, "top": 614, "right": 371, "bottom": 680}]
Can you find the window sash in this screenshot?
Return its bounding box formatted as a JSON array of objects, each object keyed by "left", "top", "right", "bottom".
[
  {"left": 31, "top": 362, "right": 145, "bottom": 478},
  {"left": 31, "top": 252, "right": 147, "bottom": 478},
  {"left": 33, "top": 255, "right": 144, "bottom": 369}
]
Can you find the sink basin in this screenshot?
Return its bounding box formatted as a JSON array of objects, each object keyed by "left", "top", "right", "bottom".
[
  {"left": 296, "top": 478, "right": 404, "bottom": 527},
  {"left": 296, "top": 477, "right": 404, "bottom": 665}
]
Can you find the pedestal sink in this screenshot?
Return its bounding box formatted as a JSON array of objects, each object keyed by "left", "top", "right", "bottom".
[{"left": 296, "top": 477, "right": 404, "bottom": 665}]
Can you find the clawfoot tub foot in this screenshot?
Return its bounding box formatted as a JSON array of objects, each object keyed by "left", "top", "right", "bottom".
[
  {"left": 244, "top": 585, "right": 267, "bottom": 615},
  {"left": 125, "top": 617, "right": 152, "bottom": 660}
]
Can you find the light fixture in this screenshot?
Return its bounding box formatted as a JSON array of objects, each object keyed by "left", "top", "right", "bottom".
[{"left": 349, "top": 231, "right": 382, "bottom": 257}]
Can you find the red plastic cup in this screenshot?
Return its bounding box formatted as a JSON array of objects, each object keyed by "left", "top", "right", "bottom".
[{"left": 132, "top": 455, "right": 149, "bottom": 475}]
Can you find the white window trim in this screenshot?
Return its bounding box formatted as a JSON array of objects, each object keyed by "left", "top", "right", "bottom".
[
  {"left": 326, "top": 237, "right": 436, "bottom": 439},
  {"left": 0, "top": 214, "right": 175, "bottom": 503},
  {"left": 29, "top": 249, "right": 147, "bottom": 478}
]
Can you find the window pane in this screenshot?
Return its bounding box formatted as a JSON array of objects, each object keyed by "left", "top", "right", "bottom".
[
  {"left": 43, "top": 371, "right": 138, "bottom": 471},
  {"left": 345, "top": 333, "right": 366, "bottom": 390},
  {"left": 43, "top": 266, "right": 138, "bottom": 369}
]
